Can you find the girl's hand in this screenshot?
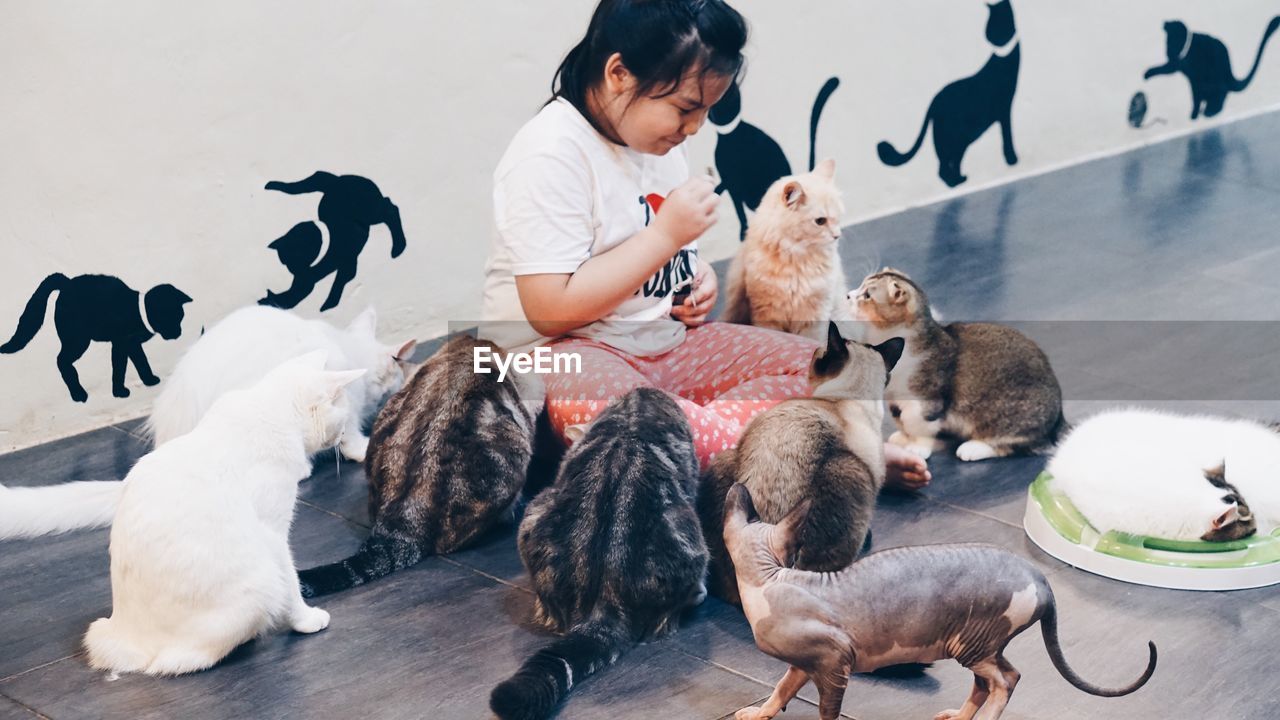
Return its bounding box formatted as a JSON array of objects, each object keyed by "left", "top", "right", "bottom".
[
  {"left": 653, "top": 176, "right": 718, "bottom": 251},
  {"left": 671, "top": 259, "right": 717, "bottom": 327}
]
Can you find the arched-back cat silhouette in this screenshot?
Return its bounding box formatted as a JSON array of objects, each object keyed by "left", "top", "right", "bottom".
[
  {"left": 708, "top": 77, "right": 840, "bottom": 240},
  {"left": 259, "top": 171, "right": 406, "bottom": 312},
  {"left": 878, "top": 0, "right": 1019, "bottom": 187},
  {"left": 1143, "top": 17, "right": 1280, "bottom": 120},
  {"left": 0, "top": 273, "right": 191, "bottom": 402}
]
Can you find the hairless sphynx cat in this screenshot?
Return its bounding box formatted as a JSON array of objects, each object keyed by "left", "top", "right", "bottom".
[{"left": 722, "top": 484, "right": 1157, "bottom": 720}]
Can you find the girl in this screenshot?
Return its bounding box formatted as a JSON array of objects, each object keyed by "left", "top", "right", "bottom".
[{"left": 481, "top": 0, "right": 929, "bottom": 489}]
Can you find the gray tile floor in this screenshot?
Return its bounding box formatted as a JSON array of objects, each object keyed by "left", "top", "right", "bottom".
[{"left": 4, "top": 115, "right": 1280, "bottom": 719}]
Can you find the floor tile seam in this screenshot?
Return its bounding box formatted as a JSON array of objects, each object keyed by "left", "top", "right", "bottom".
[
  {"left": 436, "top": 556, "right": 533, "bottom": 594},
  {"left": 0, "top": 691, "right": 51, "bottom": 720},
  {"left": 0, "top": 652, "right": 84, "bottom": 685},
  {"left": 296, "top": 500, "right": 371, "bottom": 529},
  {"left": 671, "top": 649, "right": 868, "bottom": 720},
  {"left": 927, "top": 498, "right": 1023, "bottom": 530}
]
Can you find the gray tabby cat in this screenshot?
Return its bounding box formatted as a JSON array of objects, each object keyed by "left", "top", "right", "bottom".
[
  {"left": 699, "top": 321, "right": 904, "bottom": 606},
  {"left": 850, "top": 268, "right": 1065, "bottom": 462},
  {"left": 490, "top": 387, "right": 707, "bottom": 720},
  {"left": 297, "top": 335, "right": 544, "bottom": 597}
]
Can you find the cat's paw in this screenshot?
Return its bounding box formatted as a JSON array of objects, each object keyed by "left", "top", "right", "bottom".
[
  {"left": 934, "top": 710, "right": 966, "bottom": 720},
  {"left": 891, "top": 434, "right": 934, "bottom": 460},
  {"left": 140, "top": 374, "right": 161, "bottom": 387},
  {"left": 340, "top": 436, "right": 368, "bottom": 464},
  {"left": 291, "top": 606, "right": 330, "bottom": 634},
  {"left": 956, "top": 440, "right": 998, "bottom": 462},
  {"left": 735, "top": 707, "right": 774, "bottom": 720},
  {"left": 69, "top": 387, "right": 89, "bottom": 403},
  {"left": 112, "top": 385, "right": 131, "bottom": 399}
]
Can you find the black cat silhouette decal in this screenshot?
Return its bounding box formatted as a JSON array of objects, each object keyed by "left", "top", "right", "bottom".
[
  {"left": 1143, "top": 17, "right": 1280, "bottom": 120},
  {"left": 1, "top": 273, "right": 192, "bottom": 402},
  {"left": 259, "top": 171, "right": 407, "bottom": 312},
  {"left": 878, "top": 0, "right": 1020, "bottom": 187},
  {"left": 708, "top": 76, "right": 840, "bottom": 240}
]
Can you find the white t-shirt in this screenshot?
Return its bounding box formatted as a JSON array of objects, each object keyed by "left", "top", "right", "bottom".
[{"left": 479, "top": 97, "right": 697, "bottom": 357}]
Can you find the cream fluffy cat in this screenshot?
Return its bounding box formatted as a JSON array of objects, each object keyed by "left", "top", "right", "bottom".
[
  {"left": 146, "top": 305, "right": 414, "bottom": 462},
  {"left": 722, "top": 159, "right": 848, "bottom": 342},
  {"left": 1049, "top": 408, "right": 1279, "bottom": 541},
  {"left": 84, "top": 351, "right": 363, "bottom": 676}
]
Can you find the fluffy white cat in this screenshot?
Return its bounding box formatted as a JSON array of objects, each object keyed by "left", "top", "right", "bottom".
[
  {"left": 83, "top": 351, "right": 362, "bottom": 676},
  {"left": 1048, "top": 408, "right": 1279, "bottom": 541},
  {"left": 146, "top": 305, "right": 414, "bottom": 462}
]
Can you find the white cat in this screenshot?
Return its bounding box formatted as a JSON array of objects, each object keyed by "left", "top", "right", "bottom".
[
  {"left": 83, "top": 351, "right": 363, "bottom": 676},
  {"left": 146, "top": 305, "right": 414, "bottom": 463},
  {"left": 1048, "top": 408, "right": 1279, "bottom": 541},
  {"left": 0, "top": 307, "right": 411, "bottom": 542}
]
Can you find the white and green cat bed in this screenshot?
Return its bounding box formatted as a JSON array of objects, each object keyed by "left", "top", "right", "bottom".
[
  {"left": 1025, "top": 473, "right": 1280, "bottom": 591},
  {"left": 1022, "top": 408, "right": 1280, "bottom": 591}
]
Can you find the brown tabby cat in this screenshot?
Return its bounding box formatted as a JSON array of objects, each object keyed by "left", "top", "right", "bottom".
[
  {"left": 849, "top": 268, "right": 1065, "bottom": 462},
  {"left": 297, "top": 334, "right": 544, "bottom": 597}
]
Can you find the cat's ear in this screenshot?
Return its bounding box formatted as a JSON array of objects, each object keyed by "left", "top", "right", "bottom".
[
  {"left": 772, "top": 499, "right": 811, "bottom": 568},
  {"left": 286, "top": 349, "right": 329, "bottom": 372},
  {"left": 812, "top": 321, "right": 851, "bottom": 377},
  {"left": 782, "top": 180, "right": 806, "bottom": 209},
  {"left": 319, "top": 368, "right": 367, "bottom": 401},
  {"left": 1211, "top": 503, "right": 1240, "bottom": 531},
  {"left": 391, "top": 339, "right": 417, "bottom": 363},
  {"left": 724, "top": 483, "right": 758, "bottom": 537},
  {"left": 871, "top": 337, "right": 906, "bottom": 374},
  {"left": 348, "top": 306, "right": 378, "bottom": 335},
  {"left": 1204, "top": 462, "right": 1228, "bottom": 488},
  {"left": 814, "top": 158, "right": 836, "bottom": 179}
]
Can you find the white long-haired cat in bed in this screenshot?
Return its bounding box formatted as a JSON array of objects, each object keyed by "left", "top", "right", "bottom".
[
  {"left": 84, "top": 351, "right": 363, "bottom": 676},
  {"left": 1048, "top": 408, "right": 1280, "bottom": 542},
  {"left": 146, "top": 305, "right": 414, "bottom": 462}
]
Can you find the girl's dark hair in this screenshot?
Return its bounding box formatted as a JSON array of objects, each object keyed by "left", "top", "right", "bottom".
[{"left": 550, "top": 0, "right": 748, "bottom": 114}]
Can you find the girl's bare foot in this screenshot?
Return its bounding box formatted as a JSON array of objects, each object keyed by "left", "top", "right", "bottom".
[{"left": 884, "top": 442, "right": 931, "bottom": 491}]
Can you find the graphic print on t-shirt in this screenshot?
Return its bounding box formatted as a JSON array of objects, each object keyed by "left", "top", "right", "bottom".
[{"left": 638, "top": 193, "right": 697, "bottom": 299}]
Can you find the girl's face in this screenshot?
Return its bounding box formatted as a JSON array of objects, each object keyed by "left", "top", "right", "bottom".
[{"left": 592, "top": 53, "right": 734, "bottom": 155}]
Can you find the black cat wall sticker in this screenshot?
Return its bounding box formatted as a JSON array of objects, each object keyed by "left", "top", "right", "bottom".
[
  {"left": 708, "top": 76, "right": 839, "bottom": 240},
  {"left": 877, "top": 0, "right": 1019, "bottom": 188},
  {"left": 0, "top": 273, "right": 191, "bottom": 402},
  {"left": 259, "top": 171, "right": 407, "bottom": 312},
  {"left": 1143, "top": 17, "right": 1280, "bottom": 120}
]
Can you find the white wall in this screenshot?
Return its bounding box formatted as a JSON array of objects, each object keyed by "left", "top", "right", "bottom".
[{"left": 2, "top": 0, "right": 1278, "bottom": 451}]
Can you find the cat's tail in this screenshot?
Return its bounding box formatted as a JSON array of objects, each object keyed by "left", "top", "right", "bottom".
[
  {"left": 1026, "top": 409, "right": 1072, "bottom": 456},
  {"left": 0, "top": 480, "right": 123, "bottom": 540},
  {"left": 1040, "top": 601, "right": 1157, "bottom": 697},
  {"left": 489, "top": 613, "right": 629, "bottom": 720},
  {"left": 1233, "top": 16, "right": 1280, "bottom": 92},
  {"left": 876, "top": 104, "right": 933, "bottom": 167},
  {"left": 0, "top": 273, "right": 68, "bottom": 354},
  {"left": 296, "top": 530, "right": 425, "bottom": 598},
  {"left": 808, "top": 77, "right": 840, "bottom": 171}
]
